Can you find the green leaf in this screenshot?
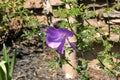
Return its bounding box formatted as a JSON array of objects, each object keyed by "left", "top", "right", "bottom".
[
  {"left": 0, "top": 61, "right": 7, "bottom": 75},
  {"left": 3, "top": 44, "right": 10, "bottom": 80},
  {"left": 3, "top": 44, "right": 10, "bottom": 67},
  {"left": 0, "top": 61, "right": 7, "bottom": 80},
  {"left": 9, "top": 49, "right": 17, "bottom": 79}
]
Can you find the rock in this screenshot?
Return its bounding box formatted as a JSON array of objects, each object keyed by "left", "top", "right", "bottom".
[
  {"left": 88, "top": 59, "right": 100, "bottom": 70},
  {"left": 50, "top": 0, "right": 63, "bottom": 6},
  {"left": 103, "top": 11, "right": 120, "bottom": 18},
  {"left": 110, "top": 33, "right": 120, "bottom": 42},
  {"left": 24, "top": 0, "right": 43, "bottom": 8},
  {"left": 115, "top": 0, "right": 120, "bottom": 1},
  {"left": 24, "top": 0, "right": 63, "bottom": 9},
  {"left": 108, "top": 19, "right": 120, "bottom": 24},
  {"left": 84, "top": 19, "right": 107, "bottom": 28},
  {"left": 88, "top": 3, "right": 107, "bottom": 8}
]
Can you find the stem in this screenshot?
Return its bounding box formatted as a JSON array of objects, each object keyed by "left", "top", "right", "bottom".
[
  {"left": 66, "top": 16, "right": 77, "bottom": 37},
  {"left": 92, "top": 1, "right": 100, "bottom": 28},
  {"left": 61, "top": 54, "right": 78, "bottom": 71},
  {"left": 91, "top": 52, "right": 115, "bottom": 74},
  {"left": 108, "top": 21, "right": 111, "bottom": 37},
  {"left": 106, "top": 0, "right": 111, "bottom": 37},
  {"left": 63, "top": 3, "right": 78, "bottom": 78},
  {"left": 91, "top": 46, "right": 118, "bottom": 80},
  {"left": 84, "top": 19, "right": 105, "bottom": 38},
  {"left": 106, "top": 0, "right": 109, "bottom": 7}
]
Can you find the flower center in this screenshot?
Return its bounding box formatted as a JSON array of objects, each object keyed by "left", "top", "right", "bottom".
[{"left": 62, "top": 34, "right": 66, "bottom": 38}]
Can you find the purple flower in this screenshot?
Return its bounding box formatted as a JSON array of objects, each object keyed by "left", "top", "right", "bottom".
[{"left": 46, "top": 27, "right": 76, "bottom": 54}]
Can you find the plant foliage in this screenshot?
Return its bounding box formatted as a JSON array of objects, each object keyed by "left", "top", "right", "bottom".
[{"left": 0, "top": 44, "right": 17, "bottom": 80}]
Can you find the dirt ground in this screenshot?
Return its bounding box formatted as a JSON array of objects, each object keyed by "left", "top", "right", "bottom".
[
  {"left": 12, "top": 38, "right": 66, "bottom": 80},
  {"left": 3, "top": 37, "right": 81, "bottom": 80}
]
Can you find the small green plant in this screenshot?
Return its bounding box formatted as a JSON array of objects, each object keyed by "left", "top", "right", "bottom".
[
  {"left": 0, "top": 0, "right": 31, "bottom": 44},
  {"left": 22, "top": 16, "right": 41, "bottom": 38},
  {"left": 48, "top": 57, "right": 60, "bottom": 70},
  {"left": 78, "top": 58, "right": 91, "bottom": 80},
  {"left": 0, "top": 44, "right": 17, "bottom": 80}
]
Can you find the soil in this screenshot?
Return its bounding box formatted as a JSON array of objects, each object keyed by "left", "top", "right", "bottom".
[{"left": 0, "top": 37, "right": 66, "bottom": 80}]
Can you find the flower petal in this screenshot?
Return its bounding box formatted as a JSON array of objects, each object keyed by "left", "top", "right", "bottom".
[
  {"left": 46, "top": 37, "right": 62, "bottom": 48},
  {"left": 46, "top": 36, "right": 62, "bottom": 42},
  {"left": 46, "top": 27, "right": 75, "bottom": 54},
  {"left": 46, "top": 27, "right": 63, "bottom": 48},
  {"left": 67, "top": 38, "right": 77, "bottom": 50},
  {"left": 46, "top": 27, "right": 62, "bottom": 38},
  {"left": 69, "top": 42, "right": 77, "bottom": 50},
  {"left": 57, "top": 38, "right": 66, "bottom": 54},
  {"left": 58, "top": 28, "right": 74, "bottom": 37},
  {"left": 46, "top": 41, "right": 61, "bottom": 48}
]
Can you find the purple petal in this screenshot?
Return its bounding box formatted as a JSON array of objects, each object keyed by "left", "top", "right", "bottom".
[
  {"left": 46, "top": 27, "right": 75, "bottom": 53},
  {"left": 46, "top": 36, "right": 62, "bottom": 48},
  {"left": 46, "top": 27, "right": 63, "bottom": 48},
  {"left": 57, "top": 38, "right": 66, "bottom": 54},
  {"left": 67, "top": 38, "right": 77, "bottom": 50},
  {"left": 46, "top": 36, "right": 62, "bottom": 42},
  {"left": 69, "top": 42, "right": 77, "bottom": 50},
  {"left": 58, "top": 28, "right": 74, "bottom": 37},
  {"left": 46, "top": 27, "right": 62, "bottom": 38},
  {"left": 46, "top": 41, "right": 61, "bottom": 48}
]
